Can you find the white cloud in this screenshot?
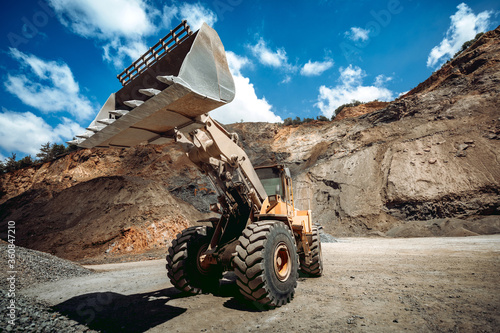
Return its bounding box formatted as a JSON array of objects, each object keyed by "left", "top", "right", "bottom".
[
  {"left": 339, "top": 65, "right": 363, "bottom": 86},
  {"left": 374, "top": 74, "right": 392, "bottom": 87},
  {"left": 281, "top": 76, "right": 292, "bottom": 84},
  {"left": 102, "top": 39, "right": 148, "bottom": 67},
  {"left": 48, "top": 0, "right": 218, "bottom": 68},
  {"left": 162, "top": 3, "right": 217, "bottom": 31},
  {"left": 177, "top": 3, "right": 217, "bottom": 31},
  {"left": 250, "top": 38, "right": 293, "bottom": 70},
  {"left": 161, "top": 4, "right": 179, "bottom": 29},
  {"left": 346, "top": 27, "right": 370, "bottom": 42},
  {"left": 225, "top": 50, "right": 251, "bottom": 76},
  {"left": 315, "top": 65, "right": 395, "bottom": 118},
  {"left": 5, "top": 49, "right": 96, "bottom": 121},
  {"left": 48, "top": 0, "right": 159, "bottom": 68},
  {"left": 210, "top": 51, "right": 282, "bottom": 124},
  {"left": 300, "top": 59, "right": 334, "bottom": 76},
  {"left": 0, "top": 108, "right": 85, "bottom": 156},
  {"left": 48, "top": 0, "right": 156, "bottom": 39},
  {"left": 427, "top": 3, "right": 493, "bottom": 68}
]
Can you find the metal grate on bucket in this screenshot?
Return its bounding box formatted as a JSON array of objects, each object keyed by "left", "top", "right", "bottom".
[{"left": 116, "top": 20, "right": 193, "bottom": 86}]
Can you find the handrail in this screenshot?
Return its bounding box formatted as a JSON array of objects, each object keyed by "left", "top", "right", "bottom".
[{"left": 116, "top": 20, "right": 193, "bottom": 86}]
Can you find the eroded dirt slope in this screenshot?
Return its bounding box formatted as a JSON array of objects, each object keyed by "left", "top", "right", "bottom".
[{"left": 0, "top": 145, "right": 213, "bottom": 261}]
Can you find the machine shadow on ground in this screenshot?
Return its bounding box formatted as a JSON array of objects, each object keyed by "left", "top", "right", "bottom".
[
  {"left": 53, "top": 274, "right": 271, "bottom": 332},
  {"left": 53, "top": 288, "right": 188, "bottom": 333}
]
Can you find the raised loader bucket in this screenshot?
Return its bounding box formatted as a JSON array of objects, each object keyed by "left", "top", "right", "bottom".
[{"left": 72, "top": 21, "right": 235, "bottom": 148}]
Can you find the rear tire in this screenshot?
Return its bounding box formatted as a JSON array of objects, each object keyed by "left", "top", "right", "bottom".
[
  {"left": 233, "top": 221, "right": 298, "bottom": 308},
  {"left": 166, "top": 226, "right": 222, "bottom": 294},
  {"left": 299, "top": 226, "right": 323, "bottom": 276}
]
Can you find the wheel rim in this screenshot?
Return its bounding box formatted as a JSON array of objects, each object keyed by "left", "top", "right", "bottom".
[
  {"left": 274, "top": 242, "right": 291, "bottom": 281},
  {"left": 197, "top": 244, "right": 211, "bottom": 275}
]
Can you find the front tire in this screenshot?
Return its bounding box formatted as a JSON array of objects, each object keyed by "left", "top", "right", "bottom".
[
  {"left": 299, "top": 226, "right": 323, "bottom": 276},
  {"left": 166, "top": 226, "right": 222, "bottom": 294},
  {"left": 233, "top": 221, "right": 298, "bottom": 308}
]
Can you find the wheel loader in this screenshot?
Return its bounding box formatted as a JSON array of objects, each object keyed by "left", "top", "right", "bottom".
[{"left": 72, "top": 21, "right": 323, "bottom": 308}]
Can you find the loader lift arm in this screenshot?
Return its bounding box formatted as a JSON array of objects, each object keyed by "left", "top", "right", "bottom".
[{"left": 173, "top": 113, "right": 269, "bottom": 260}]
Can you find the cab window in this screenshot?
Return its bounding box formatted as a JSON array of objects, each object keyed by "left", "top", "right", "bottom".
[{"left": 255, "top": 167, "right": 284, "bottom": 198}]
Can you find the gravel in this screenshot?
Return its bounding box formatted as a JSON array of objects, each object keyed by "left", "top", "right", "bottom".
[
  {"left": 1, "top": 241, "right": 97, "bottom": 332},
  {"left": 315, "top": 224, "right": 338, "bottom": 243},
  {"left": 0, "top": 290, "right": 98, "bottom": 333},
  {"left": 0, "top": 241, "right": 92, "bottom": 290}
]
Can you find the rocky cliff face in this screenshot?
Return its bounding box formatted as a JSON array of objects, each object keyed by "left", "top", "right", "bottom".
[
  {"left": 334, "top": 101, "right": 389, "bottom": 121},
  {"left": 230, "top": 26, "right": 500, "bottom": 235},
  {"left": 229, "top": 108, "right": 499, "bottom": 236},
  {"left": 1, "top": 27, "right": 499, "bottom": 259}
]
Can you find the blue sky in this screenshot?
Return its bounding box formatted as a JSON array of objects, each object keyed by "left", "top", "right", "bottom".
[{"left": 0, "top": 0, "right": 499, "bottom": 161}]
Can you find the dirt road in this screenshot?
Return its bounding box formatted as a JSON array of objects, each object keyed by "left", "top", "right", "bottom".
[{"left": 21, "top": 236, "right": 500, "bottom": 332}]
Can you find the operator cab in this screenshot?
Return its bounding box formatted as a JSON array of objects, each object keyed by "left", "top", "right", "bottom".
[{"left": 254, "top": 165, "right": 292, "bottom": 203}]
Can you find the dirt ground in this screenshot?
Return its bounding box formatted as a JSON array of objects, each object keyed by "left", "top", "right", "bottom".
[{"left": 21, "top": 235, "right": 500, "bottom": 332}]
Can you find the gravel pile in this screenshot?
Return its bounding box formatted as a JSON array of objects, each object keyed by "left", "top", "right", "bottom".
[
  {"left": 0, "top": 241, "right": 92, "bottom": 290},
  {"left": 315, "top": 224, "right": 338, "bottom": 243},
  {"left": 1, "top": 241, "right": 97, "bottom": 332}
]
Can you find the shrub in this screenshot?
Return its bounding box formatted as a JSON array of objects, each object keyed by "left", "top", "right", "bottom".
[
  {"left": 283, "top": 115, "right": 332, "bottom": 126},
  {"left": 4, "top": 153, "right": 19, "bottom": 173},
  {"left": 292, "top": 116, "right": 302, "bottom": 125},
  {"left": 1, "top": 141, "right": 79, "bottom": 174},
  {"left": 18, "top": 155, "right": 35, "bottom": 169},
  {"left": 453, "top": 32, "right": 484, "bottom": 58}
]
